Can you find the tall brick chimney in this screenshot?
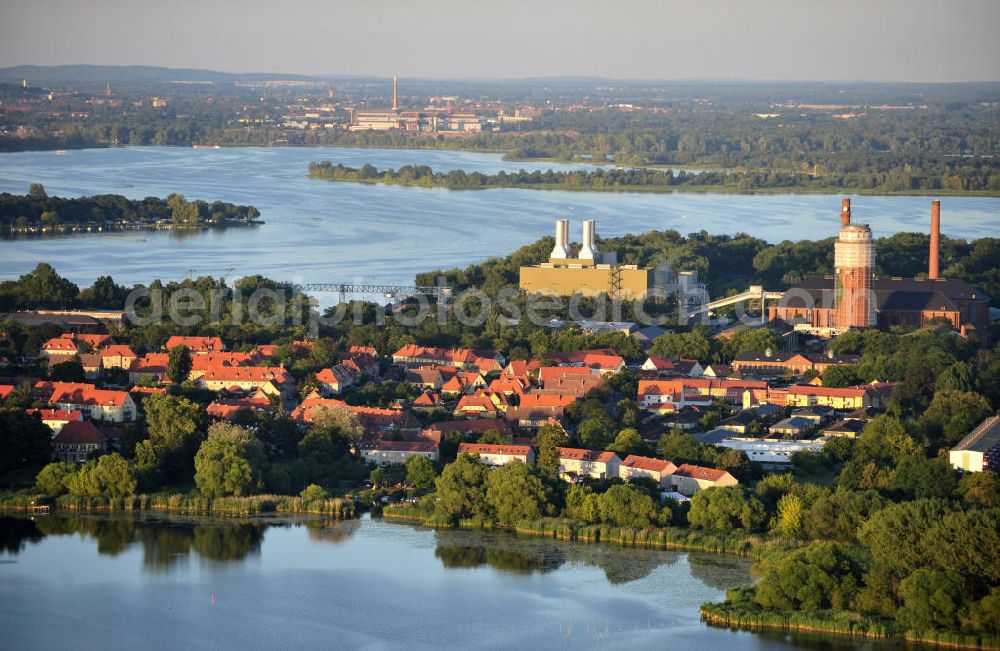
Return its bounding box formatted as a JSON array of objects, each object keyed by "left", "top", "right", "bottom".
[
  {"left": 841, "top": 198, "right": 851, "bottom": 226},
  {"left": 929, "top": 200, "right": 941, "bottom": 279}
]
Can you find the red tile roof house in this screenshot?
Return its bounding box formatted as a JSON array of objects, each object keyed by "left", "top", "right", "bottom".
[
  {"left": 782, "top": 385, "right": 879, "bottom": 410},
  {"left": 580, "top": 353, "right": 627, "bottom": 375},
  {"left": 539, "top": 366, "right": 592, "bottom": 386},
  {"left": 619, "top": 455, "right": 678, "bottom": 488},
  {"left": 501, "top": 359, "right": 541, "bottom": 382},
  {"left": 79, "top": 353, "right": 103, "bottom": 380},
  {"left": 671, "top": 464, "right": 739, "bottom": 496},
  {"left": 206, "top": 395, "right": 274, "bottom": 421},
  {"left": 26, "top": 408, "right": 83, "bottom": 435},
  {"left": 636, "top": 380, "right": 713, "bottom": 413},
  {"left": 405, "top": 367, "right": 445, "bottom": 390},
  {"left": 46, "top": 384, "right": 137, "bottom": 423},
  {"left": 40, "top": 335, "right": 83, "bottom": 360},
  {"left": 441, "top": 371, "right": 487, "bottom": 396},
  {"left": 128, "top": 353, "right": 169, "bottom": 384},
  {"left": 0, "top": 384, "right": 14, "bottom": 400},
  {"left": 339, "top": 351, "right": 380, "bottom": 378},
  {"left": 193, "top": 351, "right": 255, "bottom": 367},
  {"left": 453, "top": 392, "right": 500, "bottom": 419},
  {"left": 557, "top": 448, "right": 621, "bottom": 481},
  {"left": 33, "top": 381, "right": 92, "bottom": 401},
  {"left": 291, "top": 396, "right": 419, "bottom": 436},
  {"left": 196, "top": 366, "right": 293, "bottom": 397},
  {"left": 164, "top": 336, "right": 226, "bottom": 353},
  {"left": 315, "top": 364, "right": 359, "bottom": 395},
  {"left": 359, "top": 439, "right": 440, "bottom": 465},
  {"left": 503, "top": 393, "right": 577, "bottom": 429},
  {"left": 412, "top": 389, "right": 443, "bottom": 412},
  {"left": 544, "top": 349, "right": 626, "bottom": 376},
  {"left": 534, "top": 374, "right": 605, "bottom": 399},
  {"left": 393, "top": 345, "right": 504, "bottom": 372},
  {"left": 488, "top": 376, "right": 528, "bottom": 396},
  {"left": 458, "top": 443, "right": 535, "bottom": 467},
  {"left": 99, "top": 345, "right": 138, "bottom": 370},
  {"left": 638, "top": 378, "right": 768, "bottom": 411},
  {"left": 41, "top": 333, "right": 114, "bottom": 361},
  {"left": 52, "top": 420, "right": 107, "bottom": 462},
  {"left": 640, "top": 356, "right": 675, "bottom": 376}
]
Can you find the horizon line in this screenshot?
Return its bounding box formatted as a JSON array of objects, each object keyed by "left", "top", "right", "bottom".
[{"left": 2, "top": 63, "right": 999, "bottom": 86}]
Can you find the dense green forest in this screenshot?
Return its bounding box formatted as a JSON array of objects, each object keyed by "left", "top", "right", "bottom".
[{"left": 0, "top": 184, "right": 260, "bottom": 233}]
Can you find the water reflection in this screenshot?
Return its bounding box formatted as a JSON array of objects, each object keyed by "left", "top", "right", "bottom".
[
  {"left": 435, "top": 545, "right": 566, "bottom": 574},
  {"left": 0, "top": 517, "right": 43, "bottom": 555},
  {"left": 137, "top": 523, "right": 196, "bottom": 571},
  {"left": 688, "top": 553, "right": 753, "bottom": 591},
  {"left": 0, "top": 514, "right": 340, "bottom": 571},
  {"left": 430, "top": 527, "right": 689, "bottom": 585},
  {"left": 1, "top": 513, "right": 745, "bottom": 594},
  {"left": 306, "top": 518, "right": 361, "bottom": 546}
]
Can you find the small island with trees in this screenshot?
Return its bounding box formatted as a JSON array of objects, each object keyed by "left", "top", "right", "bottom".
[{"left": 0, "top": 183, "right": 262, "bottom": 235}]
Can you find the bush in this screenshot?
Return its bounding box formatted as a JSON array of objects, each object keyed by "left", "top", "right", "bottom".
[
  {"left": 299, "top": 483, "right": 328, "bottom": 502},
  {"left": 688, "top": 486, "right": 767, "bottom": 533},
  {"left": 35, "top": 461, "right": 77, "bottom": 496}
]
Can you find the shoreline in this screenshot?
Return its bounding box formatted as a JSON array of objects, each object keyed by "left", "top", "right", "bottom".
[
  {"left": 700, "top": 605, "right": 1000, "bottom": 651},
  {"left": 308, "top": 172, "right": 1000, "bottom": 199},
  {"left": 2, "top": 221, "right": 264, "bottom": 239},
  {"left": 0, "top": 493, "right": 357, "bottom": 519},
  {"left": 381, "top": 507, "right": 757, "bottom": 556}
]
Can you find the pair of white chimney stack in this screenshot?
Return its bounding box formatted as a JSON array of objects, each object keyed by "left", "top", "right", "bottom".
[{"left": 550, "top": 219, "right": 598, "bottom": 260}]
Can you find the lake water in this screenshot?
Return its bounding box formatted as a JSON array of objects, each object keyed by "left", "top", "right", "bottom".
[
  {"left": 0, "top": 146, "right": 998, "bottom": 294},
  {"left": 0, "top": 513, "right": 886, "bottom": 650}
]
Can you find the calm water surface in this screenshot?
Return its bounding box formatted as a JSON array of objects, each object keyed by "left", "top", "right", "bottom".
[
  {"left": 0, "top": 513, "right": 887, "bottom": 650},
  {"left": 0, "top": 147, "right": 997, "bottom": 293}
]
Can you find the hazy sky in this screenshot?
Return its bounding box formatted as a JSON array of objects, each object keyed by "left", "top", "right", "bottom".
[{"left": 2, "top": 0, "right": 999, "bottom": 81}]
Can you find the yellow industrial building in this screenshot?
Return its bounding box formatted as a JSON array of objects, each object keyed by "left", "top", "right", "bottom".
[{"left": 519, "top": 219, "right": 654, "bottom": 300}]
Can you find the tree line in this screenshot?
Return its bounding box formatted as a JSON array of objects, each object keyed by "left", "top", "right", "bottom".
[{"left": 0, "top": 183, "right": 260, "bottom": 233}]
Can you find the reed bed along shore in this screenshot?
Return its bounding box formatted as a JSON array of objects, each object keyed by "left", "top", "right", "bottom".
[
  {"left": 382, "top": 505, "right": 756, "bottom": 556},
  {"left": 701, "top": 587, "right": 1000, "bottom": 651},
  {"left": 1, "top": 492, "right": 357, "bottom": 518}
]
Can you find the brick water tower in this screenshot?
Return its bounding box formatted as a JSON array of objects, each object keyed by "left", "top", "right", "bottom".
[{"left": 833, "top": 199, "right": 877, "bottom": 329}]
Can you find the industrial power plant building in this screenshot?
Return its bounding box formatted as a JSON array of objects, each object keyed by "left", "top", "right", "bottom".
[
  {"left": 346, "top": 75, "right": 485, "bottom": 133},
  {"left": 519, "top": 219, "right": 655, "bottom": 300},
  {"left": 769, "top": 199, "right": 991, "bottom": 343}
]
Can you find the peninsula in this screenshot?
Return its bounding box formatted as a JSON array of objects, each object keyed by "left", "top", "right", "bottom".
[
  {"left": 0, "top": 184, "right": 262, "bottom": 235},
  {"left": 308, "top": 161, "right": 1000, "bottom": 197}
]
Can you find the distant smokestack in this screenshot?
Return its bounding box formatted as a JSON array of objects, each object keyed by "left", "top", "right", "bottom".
[
  {"left": 929, "top": 200, "right": 941, "bottom": 279},
  {"left": 392, "top": 74, "right": 398, "bottom": 111},
  {"left": 841, "top": 198, "right": 851, "bottom": 226},
  {"left": 550, "top": 219, "right": 569, "bottom": 259},
  {"left": 579, "top": 219, "right": 598, "bottom": 260}
]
